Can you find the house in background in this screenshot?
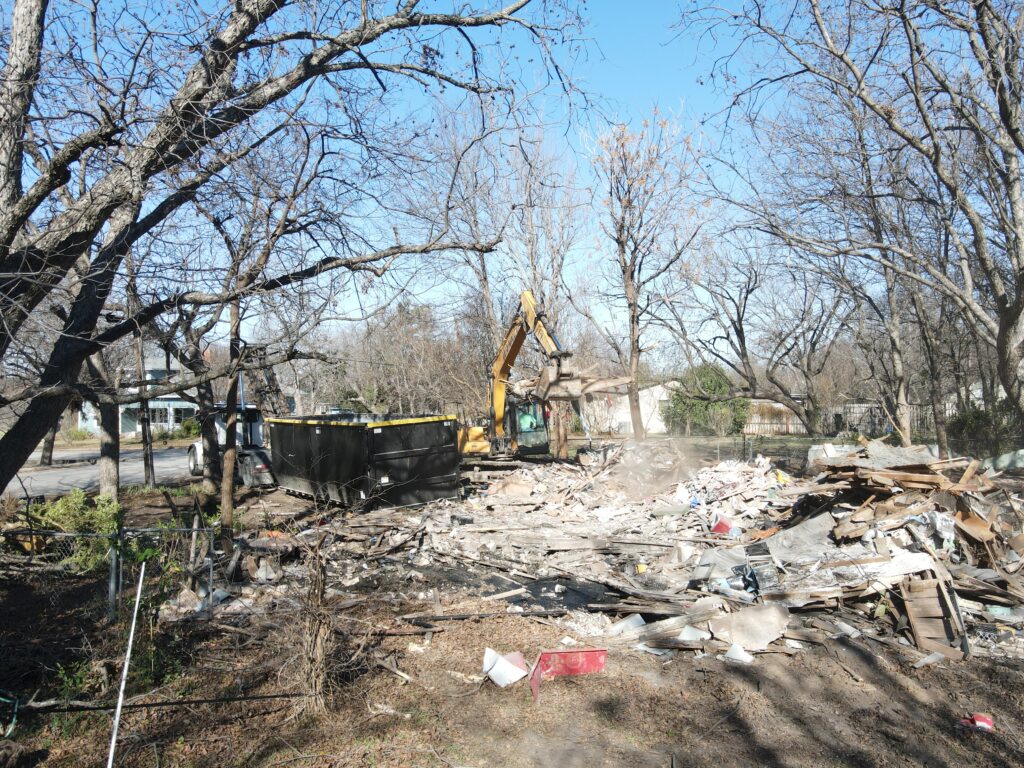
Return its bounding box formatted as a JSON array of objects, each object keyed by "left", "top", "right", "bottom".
[
  {"left": 582, "top": 381, "right": 677, "bottom": 436},
  {"left": 79, "top": 357, "right": 199, "bottom": 436}
]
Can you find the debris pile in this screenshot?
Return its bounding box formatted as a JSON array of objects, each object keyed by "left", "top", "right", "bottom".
[
  {"left": 158, "top": 438, "right": 1024, "bottom": 669},
  {"left": 423, "top": 439, "right": 1024, "bottom": 663}
]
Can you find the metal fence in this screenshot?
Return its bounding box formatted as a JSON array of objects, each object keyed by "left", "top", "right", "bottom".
[
  {"left": 0, "top": 521, "right": 217, "bottom": 620},
  {"left": 658, "top": 435, "right": 813, "bottom": 469},
  {"left": 0, "top": 528, "right": 116, "bottom": 614},
  {"left": 115, "top": 524, "right": 218, "bottom": 617}
]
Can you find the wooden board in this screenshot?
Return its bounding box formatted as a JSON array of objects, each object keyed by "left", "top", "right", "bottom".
[{"left": 901, "top": 576, "right": 965, "bottom": 660}]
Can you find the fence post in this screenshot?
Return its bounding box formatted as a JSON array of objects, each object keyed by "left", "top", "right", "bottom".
[
  {"left": 107, "top": 532, "right": 119, "bottom": 621},
  {"left": 107, "top": 511, "right": 125, "bottom": 621},
  {"left": 208, "top": 530, "right": 214, "bottom": 620}
]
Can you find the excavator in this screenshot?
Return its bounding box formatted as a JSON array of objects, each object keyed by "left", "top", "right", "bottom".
[{"left": 459, "top": 290, "right": 627, "bottom": 459}]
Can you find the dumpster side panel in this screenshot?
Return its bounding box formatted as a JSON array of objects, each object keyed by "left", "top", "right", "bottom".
[
  {"left": 269, "top": 421, "right": 316, "bottom": 497},
  {"left": 270, "top": 414, "right": 458, "bottom": 509},
  {"left": 269, "top": 419, "right": 366, "bottom": 502},
  {"left": 315, "top": 421, "right": 367, "bottom": 504},
  {"left": 365, "top": 416, "right": 460, "bottom": 507}
]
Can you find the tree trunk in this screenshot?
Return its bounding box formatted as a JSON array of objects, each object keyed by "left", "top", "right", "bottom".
[
  {"left": 38, "top": 423, "right": 57, "bottom": 466},
  {"left": 196, "top": 380, "right": 221, "bottom": 494},
  {"left": 885, "top": 289, "right": 913, "bottom": 447},
  {"left": 910, "top": 293, "right": 950, "bottom": 458},
  {"left": 625, "top": 276, "right": 646, "bottom": 441},
  {"left": 220, "top": 298, "right": 241, "bottom": 529},
  {"left": 85, "top": 353, "right": 121, "bottom": 499},
  {"left": 136, "top": 330, "right": 155, "bottom": 487},
  {"left": 0, "top": 195, "right": 140, "bottom": 491},
  {"left": 0, "top": 391, "right": 76, "bottom": 486},
  {"left": 979, "top": 327, "right": 1000, "bottom": 412},
  {"left": 626, "top": 380, "right": 645, "bottom": 440},
  {"left": 997, "top": 329, "right": 1024, "bottom": 431},
  {"left": 893, "top": 374, "right": 913, "bottom": 446},
  {"left": 97, "top": 401, "right": 120, "bottom": 499},
  {"left": 792, "top": 402, "right": 821, "bottom": 438}
]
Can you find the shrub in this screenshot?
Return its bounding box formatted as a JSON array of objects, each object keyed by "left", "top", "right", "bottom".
[
  {"left": 34, "top": 490, "right": 120, "bottom": 572},
  {"left": 663, "top": 365, "right": 749, "bottom": 436},
  {"left": 63, "top": 427, "right": 92, "bottom": 442},
  {"left": 179, "top": 417, "right": 201, "bottom": 438},
  {"left": 947, "top": 400, "right": 1024, "bottom": 457}
]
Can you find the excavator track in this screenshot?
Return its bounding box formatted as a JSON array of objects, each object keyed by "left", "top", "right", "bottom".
[{"left": 459, "top": 456, "right": 552, "bottom": 484}]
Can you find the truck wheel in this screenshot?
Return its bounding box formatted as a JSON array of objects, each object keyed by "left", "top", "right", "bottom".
[
  {"left": 240, "top": 457, "right": 254, "bottom": 488},
  {"left": 188, "top": 447, "right": 201, "bottom": 476}
]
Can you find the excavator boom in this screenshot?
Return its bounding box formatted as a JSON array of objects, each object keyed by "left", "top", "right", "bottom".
[{"left": 490, "top": 291, "right": 574, "bottom": 443}]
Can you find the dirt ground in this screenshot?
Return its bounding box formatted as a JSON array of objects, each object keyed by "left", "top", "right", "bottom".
[
  {"left": 4, "top": 482, "right": 1024, "bottom": 767},
  {"left": 4, "top": 568, "right": 1024, "bottom": 767}
]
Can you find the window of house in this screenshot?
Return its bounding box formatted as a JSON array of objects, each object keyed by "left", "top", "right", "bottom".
[
  {"left": 151, "top": 407, "right": 169, "bottom": 425},
  {"left": 173, "top": 407, "right": 196, "bottom": 425}
]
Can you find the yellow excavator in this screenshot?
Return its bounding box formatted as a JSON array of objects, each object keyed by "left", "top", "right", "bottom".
[{"left": 459, "top": 290, "right": 626, "bottom": 459}]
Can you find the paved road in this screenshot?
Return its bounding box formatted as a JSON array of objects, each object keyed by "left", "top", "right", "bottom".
[{"left": 5, "top": 446, "right": 192, "bottom": 497}]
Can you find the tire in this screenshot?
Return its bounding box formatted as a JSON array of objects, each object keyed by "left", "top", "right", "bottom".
[
  {"left": 240, "top": 457, "right": 254, "bottom": 488},
  {"left": 188, "top": 447, "right": 201, "bottom": 476}
]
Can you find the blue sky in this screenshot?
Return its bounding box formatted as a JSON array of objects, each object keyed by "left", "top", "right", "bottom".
[
  {"left": 251, "top": 3, "right": 742, "bottom": 345},
  {"left": 576, "top": 2, "right": 724, "bottom": 128}
]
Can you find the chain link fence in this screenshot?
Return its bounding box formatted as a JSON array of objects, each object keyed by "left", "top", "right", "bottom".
[
  {"left": 0, "top": 520, "right": 217, "bottom": 620},
  {"left": 116, "top": 524, "right": 218, "bottom": 619},
  {"left": 0, "top": 528, "right": 116, "bottom": 614},
  {"left": 660, "top": 435, "right": 824, "bottom": 472}
]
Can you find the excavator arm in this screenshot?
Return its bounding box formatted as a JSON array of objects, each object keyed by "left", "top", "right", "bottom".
[
  {"left": 489, "top": 290, "right": 571, "bottom": 443},
  {"left": 462, "top": 289, "right": 630, "bottom": 457}
]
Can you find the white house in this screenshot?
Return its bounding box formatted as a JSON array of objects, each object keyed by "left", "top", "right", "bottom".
[{"left": 582, "top": 381, "right": 677, "bottom": 436}]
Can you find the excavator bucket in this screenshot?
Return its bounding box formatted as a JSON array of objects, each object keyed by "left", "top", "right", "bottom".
[
  {"left": 531, "top": 362, "right": 631, "bottom": 401},
  {"left": 534, "top": 362, "right": 582, "bottom": 401}
]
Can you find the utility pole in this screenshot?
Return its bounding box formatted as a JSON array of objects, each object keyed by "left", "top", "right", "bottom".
[{"left": 127, "top": 259, "right": 155, "bottom": 487}]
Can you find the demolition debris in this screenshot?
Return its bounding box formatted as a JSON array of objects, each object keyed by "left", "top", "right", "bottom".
[{"left": 159, "top": 438, "right": 1024, "bottom": 671}]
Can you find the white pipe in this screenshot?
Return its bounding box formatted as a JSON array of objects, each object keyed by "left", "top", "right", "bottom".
[{"left": 106, "top": 560, "right": 146, "bottom": 768}]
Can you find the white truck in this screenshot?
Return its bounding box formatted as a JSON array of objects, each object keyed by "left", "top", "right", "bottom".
[{"left": 188, "top": 404, "right": 275, "bottom": 487}]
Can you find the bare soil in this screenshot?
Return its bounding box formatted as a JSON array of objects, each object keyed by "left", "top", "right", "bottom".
[{"left": 4, "top": 570, "right": 1024, "bottom": 767}]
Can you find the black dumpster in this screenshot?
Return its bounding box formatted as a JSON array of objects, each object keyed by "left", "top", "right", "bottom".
[{"left": 267, "top": 414, "right": 460, "bottom": 508}]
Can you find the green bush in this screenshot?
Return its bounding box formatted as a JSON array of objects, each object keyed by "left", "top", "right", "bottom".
[
  {"left": 63, "top": 427, "right": 92, "bottom": 442},
  {"left": 663, "top": 365, "right": 749, "bottom": 436},
  {"left": 152, "top": 421, "right": 201, "bottom": 441},
  {"left": 34, "top": 490, "right": 120, "bottom": 572},
  {"left": 947, "top": 400, "right": 1024, "bottom": 457},
  {"left": 179, "top": 417, "right": 201, "bottom": 438}
]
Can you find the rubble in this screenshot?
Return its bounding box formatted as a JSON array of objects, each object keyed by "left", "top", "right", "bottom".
[{"left": 157, "top": 437, "right": 1024, "bottom": 670}]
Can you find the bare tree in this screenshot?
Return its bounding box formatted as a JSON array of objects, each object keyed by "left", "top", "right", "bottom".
[
  {"left": 684, "top": 0, "right": 1024, "bottom": 424},
  {"left": 0, "top": 0, "right": 581, "bottom": 490},
  {"left": 660, "top": 246, "right": 851, "bottom": 436},
  {"left": 576, "top": 116, "right": 702, "bottom": 439}
]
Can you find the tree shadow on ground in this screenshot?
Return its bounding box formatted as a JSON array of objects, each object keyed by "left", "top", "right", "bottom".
[{"left": 648, "top": 637, "right": 1024, "bottom": 768}]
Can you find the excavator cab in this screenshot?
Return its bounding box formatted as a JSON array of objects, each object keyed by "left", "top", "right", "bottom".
[{"left": 508, "top": 399, "right": 549, "bottom": 456}]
